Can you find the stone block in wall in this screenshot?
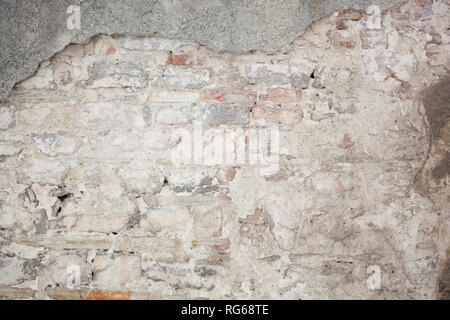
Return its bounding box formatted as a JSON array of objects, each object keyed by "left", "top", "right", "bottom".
[
  {"left": 202, "top": 89, "right": 256, "bottom": 104},
  {"left": 114, "top": 163, "right": 164, "bottom": 195},
  {"left": 144, "top": 206, "right": 191, "bottom": 235},
  {"left": 147, "top": 91, "right": 200, "bottom": 103},
  {"left": 193, "top": 205, "right": 223, "bottom": 239},
  {"left": 0, "top": 254, "right": 25, "bottom": 286},
  {"left": 85, "top": 128, "right": 179, "bottom": 159},
  {"left": 93, "top": 255, "right": 142, "bottom": 290},
  {"left": 74, "top": 103, "right": 149, "bottom": 129},
  {"left": 17, "top": 156, "right": 68, "bottom": 186},
  {"left": 31, "top": 132, "right": 81, "bottom": 156},
  {"left": 80, "top": 62, "right": 148, "bottom": 89},
  {"left": 245, "top": 63, "right": 316, "bottom": 88},
  {"left": 156, "top": 66, "right": 210, "bottom": 90},
  {"left": 251, "top": 106, "right": 303, "bottom": 125},
  {"left": 0, "top": 204, "right": 34, "bottom": 232},
  {"left": 259, "top": 88, "right": 302, "bottom": 104},
  {"left": 245, "top": 64, "right": 291, "bottom": 85},
  {"left": 0, "top": 141, "right": 24, "bottom": 157},
  {"left": 154, "top": 104, "right": 250, "bottom": 126}
]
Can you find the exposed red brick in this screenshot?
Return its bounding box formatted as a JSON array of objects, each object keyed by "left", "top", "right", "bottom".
[
  {"left": 264, "top": 169, "right": 290, "bottom": 182},
  {"left": 170, "top": 255, "right": 192, "bottom": 263},
  {"left": 45, "top": 288, "right": 81, "bottom": 300},
  {"left": 0, "top": 287, "right": 36, "bottom": 299},
  {"left": 202, "top": 89, "right": 256, "bottom": 104},
  {"left": 340, "top": 134, "right": 354, "bottom": 149},
  {"left": 202, "top": 90, "right": 225, "bottom": 102},
  {"left": 340, "top": 41, "right": 355, "bottom": 48},
  {"left": 85, "top": 290, "right": 131, "bottom": 300},
  {"left": 166, "top": 53, "right": 194, "bottom": 66},
  {"left": 193, "top": 239, "right": 230, "bottom": 251},
  {"left": 106, "top": 46, "right": 116, "bottom": 55}
]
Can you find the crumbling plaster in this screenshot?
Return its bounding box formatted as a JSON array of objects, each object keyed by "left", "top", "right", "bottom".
[{"left": 0, "top": 0, "right": 407, "bottom": 100}]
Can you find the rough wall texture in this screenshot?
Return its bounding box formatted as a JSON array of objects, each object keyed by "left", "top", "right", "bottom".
[
  {"left": 0, "top": 0, "right": 408, "bottom": 100},
  {"left": 0, "top": 0, "right": 449, "bottom": 299}
]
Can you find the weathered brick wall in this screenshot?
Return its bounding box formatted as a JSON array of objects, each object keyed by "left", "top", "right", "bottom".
[{"left": 0, "top": 0, "right": 449, "bottom": 299}]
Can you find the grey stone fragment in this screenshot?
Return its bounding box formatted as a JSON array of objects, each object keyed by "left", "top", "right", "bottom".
[
  {"left": 291, "top": 73, "right": 312, "bottom": 89},
  {"left": 204, "top": 105, "right": 250, "bottom": 126},
  {"left": 0, "top": 104, "right": 15, "bottom": 130},
  {"left": 80, "top": 62, "right": 147, "bottom": 88},
  {"left": 155, "top": 104, "right": 250, "bottom": 126},
  {"left": 246, "top": 64, "right": 291, "bottom": 85},
  {"left": 34, "top": 210, "right": 48, "bottom": 235},
  {"left": 22, "top": 258, "right": 42, "bottom": 278},
  {"left": 0, "top": 254, "right": 24, "bottom": 286},
  {"left": 194, "top": 266, "right": 217, "bottom": 277},
  {"left": 31, "top": 132, "right": 80, "bottom": 156}
]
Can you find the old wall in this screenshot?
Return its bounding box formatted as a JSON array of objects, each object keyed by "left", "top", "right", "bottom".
[{"left": 0, "top": 0, "right": 449, "bottom": 299}]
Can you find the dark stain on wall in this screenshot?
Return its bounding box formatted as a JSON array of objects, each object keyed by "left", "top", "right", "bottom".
[
  {"left": 437, "top": 247, "right": 450, "bottom": 300},
  {"left": 432, "top": 152, "right": 450, "bottom": 180},
  {"left": 422, "top": 76, "right": 450, "bottom": 139}
]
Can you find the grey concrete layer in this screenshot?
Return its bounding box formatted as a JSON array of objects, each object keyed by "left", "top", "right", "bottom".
[{"left": 0, "top": 0, "right": 406, "bottom": 100}]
